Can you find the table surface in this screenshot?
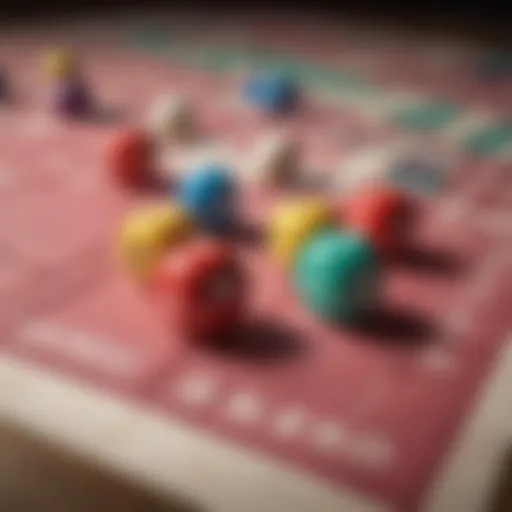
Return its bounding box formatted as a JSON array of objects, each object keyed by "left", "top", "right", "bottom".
[
  {"left": 0, "top": 420, "right": 511, "bottom": 512},
  {"left": 0, "top": 421, "right": 196, "bottom": 512}
]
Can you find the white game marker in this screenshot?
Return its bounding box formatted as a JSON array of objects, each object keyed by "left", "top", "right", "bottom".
[
  {"left": 147, "top": 93, "right": 196, "bottom": 146},
  {"left": 247, "top": 131, "right": 301, "bottom": 187}
]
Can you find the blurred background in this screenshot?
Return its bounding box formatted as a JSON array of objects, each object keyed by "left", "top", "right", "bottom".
[
  {"left": 1, "top": 0, "right": 510, "bottom": 42},
  {"left": 0, "top": 2, "right": 510, "bottom": 512}
]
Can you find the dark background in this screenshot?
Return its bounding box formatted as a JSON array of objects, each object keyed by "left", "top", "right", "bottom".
[{"left": 2, "top": 0, "right": 510, "bottom": 43}]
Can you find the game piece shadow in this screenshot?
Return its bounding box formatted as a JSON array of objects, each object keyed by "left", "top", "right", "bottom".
[
  {"left": 209, "top": 318, "right": 307, "bottom": 364},
  {"left": 292, "top": 172, "right": 332, "bottom": 193},
  {"left": 232, "top": 221, "right": 263, "bottom": 246},
  {"left": 347, "top": 306, "right": 436, "bottom": 348},
  {"left": 392, "top": 244, "right": 463, "bottom": 277},
  {"left": 200, "top": 220, "right": 263, "bottom": 247},
  {"left": 140, "top": 171, "right": 174, "bottom": 195},
  {"left": 0, "top": 93, "right": 18, "bottom": 107},
  {"left": 258, "top": 171, "right": 331, "bottom": 194},
  {"left": 86, "top": 104, "right": 127, "bottom": 125}
]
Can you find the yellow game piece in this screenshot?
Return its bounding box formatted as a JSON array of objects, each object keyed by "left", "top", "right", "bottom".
[
  {"left": 268, "top": 197, "right": 337, "bottom": 268},
  {"left": 119, "top": 203, "right": 195, "bottom": 281},
  {"left": 43, "top": 48, "right": 79, "bottom": 80}
]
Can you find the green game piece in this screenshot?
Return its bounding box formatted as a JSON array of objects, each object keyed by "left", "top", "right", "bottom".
[
  {"left": 293, "top": 230, "right": 381, "bottom": 323},
  {"left": 393, "top": 102, "right": 461, "bottom": 131},
  {"left": 465, "top": 122, "right": 512, "bottom": 156}
]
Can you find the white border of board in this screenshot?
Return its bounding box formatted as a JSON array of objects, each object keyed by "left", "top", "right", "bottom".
[
  {"left": 0, "top": 355, "right": 389, "bottom": 512},
  {"left": 0, "top": 334, "right": 511, "bottom": 512}
]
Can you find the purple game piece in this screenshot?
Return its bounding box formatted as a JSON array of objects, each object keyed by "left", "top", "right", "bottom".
[
  {"left": 0, "top": 69, "right": 8, "bottom": 100},
  {"left": 53, "top": 78, "right": 92, "bottom": 117}
]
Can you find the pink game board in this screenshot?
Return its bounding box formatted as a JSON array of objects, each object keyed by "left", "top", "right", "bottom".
[{"left": 0, "top": 14, "right": 511, "bottom": 512}]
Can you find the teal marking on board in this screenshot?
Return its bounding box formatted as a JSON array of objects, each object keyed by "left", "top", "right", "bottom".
[
  {"left": 126, "top": 35, "right": 376, "bottom": 97},
  {"left": 476, "top": 52, "right": 512, "bottom": 80},
  {"left": 393, "top": 102, "right": 461, "bottom": 132},
  {"left": 465, "top": 122, "right": 512, "bottom": 156},
  {"left": 182, "top": 45, "right": 371, "bottom": 92},
  {"left": 129, "top": 26, "right": 174, "bottom": 50},
  {"left": 126, "top": 31, "right": 512, "bottom": 162},
  {"left": 387, "top": 158, "right": 448, "bottom": 195}
]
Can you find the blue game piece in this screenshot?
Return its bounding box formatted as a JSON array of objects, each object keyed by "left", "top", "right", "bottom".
[
  {"left": 178, "top": 163, "right": 236, "bottom": 234},
  {"left": 294, "top": 230, "right": 381, "bottom": 323},
  {"left": 243, "top": 71, "right": 298, "bottom": 114}
]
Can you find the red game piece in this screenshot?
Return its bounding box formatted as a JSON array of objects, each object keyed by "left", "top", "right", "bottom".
[
  {"left": 153, "top": 238, "right": 246, "bottom": 340},
  {"left": 343, "top": 186, "right": 413, "bottom": 257},
  {"left": 107, "top": 129, "right": 154, "bottom": 188}
]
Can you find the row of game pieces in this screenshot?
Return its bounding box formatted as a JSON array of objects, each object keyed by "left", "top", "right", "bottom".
[
  {"left": 99, "top": 49, "right": 413, "bottom": 342},
  {"left": 1, "top": 46, "right": 298, "bottom": 119},
  {"left": 106, "top": 58, "right": 302, "bottom": 189},
  {"left": 118, "top": 160, "right": 412, "bottom": 342},
  {"left": 108, "top": 64, "right": 307, "bottom": 342},
  {"left": 109, "top": 122, "right": 302, "bottom": 192},
  {"left": 3, "top": 47, "right": 415, "bottom": 342}
]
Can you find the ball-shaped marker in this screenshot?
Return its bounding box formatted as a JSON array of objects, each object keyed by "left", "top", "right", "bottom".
[
  {"left": 344, "top": 186, "right": 414, "bottom": 257},
  {"left": 178, "top": 163, "right": 236, "bottom": 234},
  {"left": 268, "top": 197, "right": 336, "bottom": 268},
  {"left": 294, "top": 230, "right": 381, "bottom": 323},
  {"left": 153, "top": 237, "right": 246, "bottom": 339},
  {"left": 43, "top": 48, "right": 80, "bottom": 81},
  {"left": 249, "top": 132, "right": 301, "bottom": 187},
  {"left": 53, "top": 78, "right": 91, "bottom": 117},
  {"left": 108, "top": 129, "right": 154, "bottom": 188},
  {"left": 119, "top": 203, "right": 195, "bottom": 282},
  {"left": 243, "top": 71, "right": 299, "bottom": 114},
  {"left": 147, "top": 93, "right": 196, "bottom": 145}
]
